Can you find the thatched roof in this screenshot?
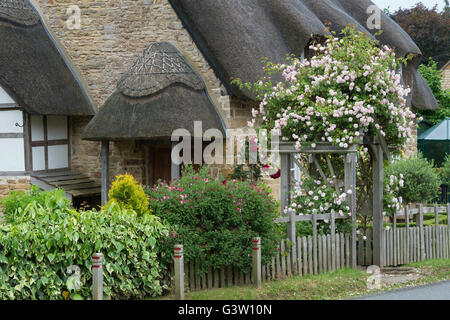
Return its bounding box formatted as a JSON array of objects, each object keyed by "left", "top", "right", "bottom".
[
  {"left": 83, "top": 42, "right": 226, "bottom": 141},
  {"left": 168, "top": 0, "right": 438, "bottom": 110},
  {"left": 0, "top": 0, "right": 94, "bottom": 115}
]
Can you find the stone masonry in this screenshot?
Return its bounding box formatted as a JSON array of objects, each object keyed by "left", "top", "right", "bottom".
[
  {"left": 0, "top": 176, "right": 31, "bottom": 199},
  {"left": 441, "top": 61, "right": 450, "bottom": 90},
  {"left": 34, "top": 0, "right": 249, "bottom": 184}
]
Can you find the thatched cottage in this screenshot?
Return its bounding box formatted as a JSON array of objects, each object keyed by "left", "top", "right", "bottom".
[{"left": 0, "top": 0, "right": 438, "bottom": 206}]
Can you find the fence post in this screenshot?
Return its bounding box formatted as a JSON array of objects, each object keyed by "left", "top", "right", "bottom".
[
  {"left": 288, "top": 211, "right": 297, "bottom": 274},
  {"left": 252, "top": 237, "right": 262, "bottom": 288},
  {"left": 330, "top": 210, "right": 336, "bottom": 272},
  {"left": 312, "top": 214, "right": 318, "bottom": 275},
  {"left": 405, "top": 206, "right": 410, "bottom": 264},
  {"left": 92, "top": 253, "right": 103, "bottom": 300},
  {"left": 419, "top": 204, "right": 425, "bottom": 261},
  {"left": 434, "top": 204, "right": 440, "bottom": 259},
  {"left": 393, "top": 210, "right": 397, "bottom": 266},
  {"left": 287, "top": 211, "right": 296, "bottom": 242},
  {"left": 447, "top": 204, "right": 450, "bottom": 258},
  {"left": 174, "top": 245, "right": 185, "bottom": 300}
]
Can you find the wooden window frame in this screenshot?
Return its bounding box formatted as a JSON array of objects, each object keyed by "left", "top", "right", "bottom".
[
  {"left": 0, "top": 106, "right": 27, "bottom": 174},
  {"left": 27, "top": 114, "right": 71, "bottom": 174}
]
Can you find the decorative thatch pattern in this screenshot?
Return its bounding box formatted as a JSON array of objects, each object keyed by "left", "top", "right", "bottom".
[
  {"left": 118, "top": 42, "right": 204, "bottom": 97},
  {"left": 0, "top": 0, "right": 39, "bottom": 26},
  {"left": 0, "top": 0, "right": 94, "bottom": 115},
  {"left": 168, "top": 0, "right": 438, "bottom": 110},
  {"left": 83, "top": 42, "right": 226, "bottom": 141}
]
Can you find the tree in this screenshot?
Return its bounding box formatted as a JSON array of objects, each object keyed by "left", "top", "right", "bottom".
[
  {"left": 417, "top": 58, "right": 450, "bottom": 124},
  {"left": 390, "top": 2, "right": 450, "bottom": 68}
]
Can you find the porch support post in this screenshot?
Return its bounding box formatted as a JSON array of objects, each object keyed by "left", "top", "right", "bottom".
[
  {"left": 101, "top": 140, "right": 110, "bottom": 205},
  {"left": 171, "top": 141, "right": 181, "bottom": 181},
  {"left": 280, "top": 152, "right": 290, "bottom": 215},
  {"left": 372, "top": 143, "right": 384, "bottom": 267}
]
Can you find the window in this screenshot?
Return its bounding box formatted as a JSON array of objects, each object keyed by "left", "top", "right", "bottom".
[{"left": 29, "top": 115, "right": 70, "bottom": 172}]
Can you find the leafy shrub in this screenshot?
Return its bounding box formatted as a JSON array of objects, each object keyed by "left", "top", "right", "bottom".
[
  {"left": 442, "top": 155, "right": 450, "bottom": 185},
  {"left": 0, "top": 191, "right": 168, "bottom": 300},
  {"left": 385, "top": 155, "right": 441, "bottom": 205},
  {"left": 0, "top": 186, "right": 71, "bottom": 223},
  {"left": 146, "top": 166, "right": 281, "bottom": 275},
  {"left": 107, "top": 174, "right": 151, "bottom": 216}
]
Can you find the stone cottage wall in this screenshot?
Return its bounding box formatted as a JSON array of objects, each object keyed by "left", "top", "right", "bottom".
[
  {"left": 35, "top": 0, "right": 236, "bottom": 184},
  {"left": 0, "top": 176, "right": 31, "bottom": 199},
  {"left": 442, "top": 63, "right": 450, "bottom": 90}
]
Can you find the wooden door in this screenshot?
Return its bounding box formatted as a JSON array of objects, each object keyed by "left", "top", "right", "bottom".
[{"left": 145, "top": 145, "right": 172, "bottom": 186}]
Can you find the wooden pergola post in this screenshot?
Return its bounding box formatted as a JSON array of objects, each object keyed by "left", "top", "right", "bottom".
[
  {"left": 344, "top": 153, "right": 357, "bottom": 268},
  {"left": 101, "top": 140, "right": 110, "bottom": 205},
  {"left": 371, "top": 143, "right": 384, "bottom": 267},
  {"left": 280, "top": 152, "right": 290, "bottom": 215},
  {"left": 278, "top": 142, "right": 360, "bottom": 269}
]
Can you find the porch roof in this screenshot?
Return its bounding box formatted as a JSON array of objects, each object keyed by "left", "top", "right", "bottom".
[
  {"left": 0, "top": 0, "right": 95, "bottom": 116},
  {"left": 168, "top": 0, "right": 438, "bottom": 110},
  {"left": 82, "top": 42, "right": 226, "bottom": 141}
]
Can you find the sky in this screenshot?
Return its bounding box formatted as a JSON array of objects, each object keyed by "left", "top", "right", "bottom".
[{"left": 372, "top": 0, "right": 445, "bottom": 11}]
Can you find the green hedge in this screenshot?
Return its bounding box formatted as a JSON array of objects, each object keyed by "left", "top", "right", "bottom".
[
  {"left": 146, "top": 166, "right": 281, "bottom": 275},
  {"left": 385, "top": 155, "right": 441, "bottom": 204},
  {"left": 0, "top": 189, "right": 168, "bottom": 300}
]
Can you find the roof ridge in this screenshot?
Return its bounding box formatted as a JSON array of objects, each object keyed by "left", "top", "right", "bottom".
[
  {"left": 0, "top": 0, "right": 39, "bottom": 26},
  {"left": 117, "top": 42, "right": 205, "bottom": 98}
]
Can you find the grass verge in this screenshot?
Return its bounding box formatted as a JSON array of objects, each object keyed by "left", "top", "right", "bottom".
[{"left": 155, "top": 259, "right": 450, "bottom": 300}]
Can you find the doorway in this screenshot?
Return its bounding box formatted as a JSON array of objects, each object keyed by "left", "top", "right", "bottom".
[{"left": 144, "top": 144, "right": 172, "bottom": 186}]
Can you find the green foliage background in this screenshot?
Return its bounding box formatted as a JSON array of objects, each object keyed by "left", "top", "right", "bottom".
[
  {"left": 385, "top": 154, "right": 442, "bottom": 204},
  {"left": 417, "top": 58, "right": 450, "bottom": 125}
]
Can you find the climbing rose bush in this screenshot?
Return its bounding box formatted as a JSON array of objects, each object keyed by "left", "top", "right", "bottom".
[
  {"left": 285, "top": 176, "right": 353, "bottom": 236},
  {"left": 241, "top": 26, "right": 418, "bottom": 154}
]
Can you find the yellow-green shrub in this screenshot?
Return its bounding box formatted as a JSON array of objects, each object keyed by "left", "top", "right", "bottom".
[{"left": 107, "top": 174, "right": 150, "bottom": 216}]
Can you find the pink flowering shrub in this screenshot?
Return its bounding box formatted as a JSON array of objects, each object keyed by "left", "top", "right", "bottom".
[
  {"left": 145, "top": 166, "right": 280, "bottom": 276},
  {"left": 240, "top": 26, "right": 417, "bottom": 153}
]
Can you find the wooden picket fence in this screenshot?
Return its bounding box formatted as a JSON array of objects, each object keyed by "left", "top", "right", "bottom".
[
  {"left": 357, "top": 204, "right": 450, "bottom": 266},
  {"left": 170, "top": 262, "right": 253, "bottom": 292},
  {"left": 261, "top": 233, "right": 354, "bottom": 280},
  {"left": 170, "top": 204, "right": 449, "bottom": 293}
]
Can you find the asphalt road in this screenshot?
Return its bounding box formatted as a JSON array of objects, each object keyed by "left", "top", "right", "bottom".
[{"left": 357, "top": 280, "right": 450, "bottom": 300}]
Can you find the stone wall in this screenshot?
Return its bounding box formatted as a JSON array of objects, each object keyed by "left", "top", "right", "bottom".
[
  {"left": 0, "top": 176, "right": 31, "bottom": 199},
  {"left": 442, "top": 63, "right": 450, "bottom": 90},
  {"left": 403, "top": 125, "right": 418, "bottom": 158},
  {"left": 34, "top": 0, "right": 241, "bottom": 185},
  {"left": 35, "top": 0, "right": 231, "bottom": 123}
]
